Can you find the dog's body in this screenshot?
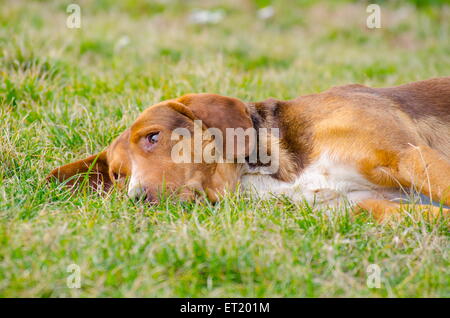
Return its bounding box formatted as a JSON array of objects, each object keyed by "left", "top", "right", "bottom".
[
  {"left": 49, "top": 77, "right": 450, "bottom": 221},
  {"left": 241, "top": 78, "right": 450, "bottom": 211}
]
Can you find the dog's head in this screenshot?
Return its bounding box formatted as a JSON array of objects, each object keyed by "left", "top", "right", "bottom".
[{"left": 47, "top": 94, "right": 255, "bottom": 203}]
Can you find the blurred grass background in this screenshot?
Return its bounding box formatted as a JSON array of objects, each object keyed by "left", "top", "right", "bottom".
[{"left": 0, "top": 0, "right": 449, "bottom": 297}]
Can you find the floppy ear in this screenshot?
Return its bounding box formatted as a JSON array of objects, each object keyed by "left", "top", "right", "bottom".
[
  {"left": 175, "top": 94, "right": 255, "bottom": 159},
  {"left": 47, "top": 151, "right": 112, "bottom": 191}
]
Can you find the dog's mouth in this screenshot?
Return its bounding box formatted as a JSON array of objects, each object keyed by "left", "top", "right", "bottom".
[
  {"left": 243, "top": 156, "right": 275, "bottom": 175},
  {"left": 128, "top": 187, "right": 158, "bottom": 204},
  {"left": 129, "top": 184, "right": 207, "bottom": 205}
]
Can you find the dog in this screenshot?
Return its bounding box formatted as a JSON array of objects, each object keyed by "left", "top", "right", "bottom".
[{"left": 48, "top": 77, "right": 450, "bottom": 222}]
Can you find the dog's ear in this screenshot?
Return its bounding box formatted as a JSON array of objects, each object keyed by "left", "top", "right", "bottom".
[
  {"left": 47, "top": 151, "right": 112, "bottom": 191},
  {"left": 175, "top": 94, "right": 255, "bottom": 159}
]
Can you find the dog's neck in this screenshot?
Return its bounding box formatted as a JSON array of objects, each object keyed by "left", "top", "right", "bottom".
[{"left": 243, "top": 99, "right": 312, "bottom": 183}]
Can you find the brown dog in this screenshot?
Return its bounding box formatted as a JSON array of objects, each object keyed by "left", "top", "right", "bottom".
[{"left": 48, "top": 77, "right": 450, "bottom": 221}]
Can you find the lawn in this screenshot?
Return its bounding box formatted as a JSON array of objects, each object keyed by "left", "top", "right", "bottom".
[{"left": 0, "top": 0, "right": 449, "bottom": 297}]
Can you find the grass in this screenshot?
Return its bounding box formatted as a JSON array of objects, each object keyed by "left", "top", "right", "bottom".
[{"left": 0, "top": 0, "right": 449, "bottom": 297}]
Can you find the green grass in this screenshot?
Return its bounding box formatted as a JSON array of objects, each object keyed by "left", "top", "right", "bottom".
[{"left": 0, "top": 0, "right": 449, "bottom": 297}]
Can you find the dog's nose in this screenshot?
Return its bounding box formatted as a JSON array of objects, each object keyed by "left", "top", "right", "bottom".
[
  {"left": 128, "top": 186, "right": 157, "bottom": 204},
  {"left": 143, "top": 192, "right": 158, "bottom": 204},
  {"left": 128, "top": 186, "right": 146, "bottom": 200}
]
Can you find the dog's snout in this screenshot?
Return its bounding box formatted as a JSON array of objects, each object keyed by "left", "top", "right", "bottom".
[
  {"left": 128, "top": 185, "right": 158, "bottom": 204},
  {"left": 142, "top": 191, "right": 158, "bottom": 204},
  {"left": 128, "top": 185, "right": 145, "bottom": 200}
]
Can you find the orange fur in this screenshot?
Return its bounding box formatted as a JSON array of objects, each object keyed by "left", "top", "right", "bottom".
[{"left": 48, "top": 77, "right": 450, "bottom": 222}]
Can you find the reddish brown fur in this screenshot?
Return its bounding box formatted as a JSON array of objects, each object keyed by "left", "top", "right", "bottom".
[{"left": 48, "top": 77, "right": 450, "bottom": 222}]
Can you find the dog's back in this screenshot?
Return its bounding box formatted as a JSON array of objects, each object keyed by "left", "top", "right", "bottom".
[
  {"left": 326, "top": 77, "right": 450, "bottom": 159},
  {"left": 377, "top": 77, "right": 450, "bottom": 120},
  {"left": 378, "top": 77, "right": 450, "bottom": 159}
]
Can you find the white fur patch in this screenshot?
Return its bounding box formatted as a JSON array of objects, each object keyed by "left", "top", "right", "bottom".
[
  {"left": 241, "top": 152, "right": 403, "bottom": 207},
  {"left": 127, "top": 159, "right": 146, "bottom": 199}
]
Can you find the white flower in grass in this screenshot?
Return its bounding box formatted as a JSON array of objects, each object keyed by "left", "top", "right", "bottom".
[
  {"left": 257, "top": 6, "right": 274, "bottom": 20},
  {"left": 189, "top": 9, "right": 225, "bottom": 25},
  {"left": 115, "top": 36, "right": 130, "bottom": 52}
]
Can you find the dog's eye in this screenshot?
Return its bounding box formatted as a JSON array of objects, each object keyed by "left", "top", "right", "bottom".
[{"left": 146, "top": 132, "right": 160, "bottom": 144}]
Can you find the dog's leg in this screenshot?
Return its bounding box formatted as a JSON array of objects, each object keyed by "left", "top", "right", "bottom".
[
  {"left": 355, "top": 198, "right": 449, "bottom": 222},
  {"left": 392, "top": 145, "right": 450, "bottom": 206},
  {"left": 354, "top": 144, "right": 450, "bottom": 222}
]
